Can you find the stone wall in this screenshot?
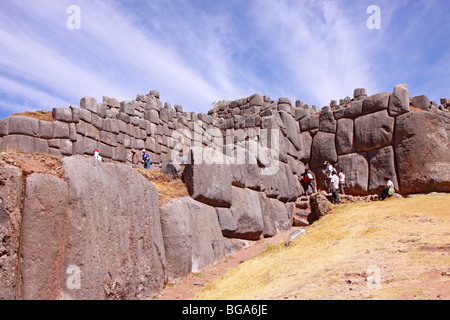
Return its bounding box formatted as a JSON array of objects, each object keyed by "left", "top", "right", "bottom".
[{"left": 0, "top": 85, "right": 449, "bottom": 195}]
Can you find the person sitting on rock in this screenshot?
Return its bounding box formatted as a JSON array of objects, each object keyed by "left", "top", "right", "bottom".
[
  {"left": 330, "top": 170, "right": 340, "bottom": 204},
  {"left": 378, "top": 176, "right": 395, "bottom": 201},
  {"left": 300, "top": 168, "right": 316, "bottom": 196},
  {"left": 93, "top": 149, "right": 103, "bottom": 162}
]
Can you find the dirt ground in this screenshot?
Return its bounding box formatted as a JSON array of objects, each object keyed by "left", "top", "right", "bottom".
[{"left": 155, "top": 228, "right": 303, "bottom": 300}]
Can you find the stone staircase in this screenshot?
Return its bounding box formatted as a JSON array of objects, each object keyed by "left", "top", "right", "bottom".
[{"left": 293, "top": 195, "right": 312, "bottom": 227}]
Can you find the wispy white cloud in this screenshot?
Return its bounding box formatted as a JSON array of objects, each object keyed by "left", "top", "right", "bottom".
[{"left": 0, "top": 0, "right": 448, "bottom": 119}]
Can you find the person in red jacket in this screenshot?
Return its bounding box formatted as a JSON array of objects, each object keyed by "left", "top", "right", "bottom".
[{"left": 300, "top": 168, "right": 316, "bottom": 196}]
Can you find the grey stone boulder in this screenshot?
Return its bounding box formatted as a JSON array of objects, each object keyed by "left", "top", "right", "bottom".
[
  {"left": 218, "top": 187, "right": 264, "bottom": 240},
  {"left": 261, "top": 162, "right": 299, "bottom": 202},
  {"left": 80, "top": 97, "right": 98, "bottom": 114},
  {"left": 182, "top": 148, "right": 233, "bottom": 208},
  {"left": 161, "top": 160, "right": 182, "bottom": 178},
  {"left": 310, "top": 132, "right": 337, "bottom": 169},
  {"left": 52, "top": 107, "right": 73, "bottom": 123},
  {"left": 344, "top": 100, "right": 363, "bottom": 119},
  {"left": 411, "top": 95, "right": 430, "bottom": 110},
  {"left": 319, "top": 106, "right": 337, "bottom": 133},
  {"left": 58, "top": 156, "right": 167, "bottom": 300},
  {"left": 0, "top": 166, "right": 22, "bottom": 300},
  {"left": 362, "top": 92, "right": 390, "bottom": 115},
  {"left": 354, "top": 110, "right": 394, "bottom": 152},
  {"left": 160, "top": 197, "right": 239, "bottom": 280},
  {"left": 17, "top": 174, "right": 68, "bottom": 300},
  {"left": 279, "top": 111, "right": 301, "bottom": 150},
  {"left": 388, "top": 84, "right": 410, "bottom": 117},
  {"left": 337, "top": 153, "right": 369, "bottom": 195},
  {"left": 368, "top": 146, "right": 399, "bottom": 193},
  {"left": 395, "top": 111, "right": 450, "bottom": 194},
  {"left": 308, "top": 192, "right": 332, "bottom": 225},
  {"left": 8, "top": 116, "right": 39, "bottom": 137},
  {"left": 335, "top": 118, "right": 354, "bottom": 156}
]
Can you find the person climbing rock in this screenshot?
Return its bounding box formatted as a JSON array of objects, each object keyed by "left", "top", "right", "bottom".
[{"left": 300, "top": 168, "right": 316, "bottom": 196}]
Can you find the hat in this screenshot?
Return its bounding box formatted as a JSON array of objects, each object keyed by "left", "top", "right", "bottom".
[{"left": 324, "top": 161, "right": 329, "bottom": 165}]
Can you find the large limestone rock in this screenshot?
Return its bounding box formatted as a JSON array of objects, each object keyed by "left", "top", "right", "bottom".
[
  {"left": 354, "top": 110, "right": 394, "bottom": 152},
  {"left": 337, "top": 153, "right": 369, "bottom": 195},
  {"left": 279, "top": 111, "right": 301, "bottom": 150},
  {"left": 59, "top": 156, "right": 167, "bottom": 300},
  {"left": 216, "top": 187, "right": 264, "bottom": 240},
  {"left": 18, "top": 174, "right": 68, "bottom": 300},
  {"left": 395, "top": 111, "right": 450, "bottom": 194},
  {"left": 182, "top": 148, "right": 233, "bottom": 207},
  {"left": 368, "top": 146, "right": 399, "bottom": 193},
  {"left": 336, "top": 118, "right": 354, "bottom": 155},
  {"left": 388, "top": 84, "right": 410, "bottom": 117},
  {"left": 261, "top": 162, "right": 300, "bottom": 202},
  {"left": 160, "top": 197, "right": 239, "bottom": 280},
  {"left": 0, "top": 166, "right": 22, "bottom": 300},
  {"left": 308, "top": 192, "right": 332, "bottom": 225},
  {"left": 310, "top": 132, "right": 337, "bottom": 169}
]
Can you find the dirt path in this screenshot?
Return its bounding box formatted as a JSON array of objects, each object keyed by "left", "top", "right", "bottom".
[{"left": 155, "top": 228, "right": 302, "bottom": 300}]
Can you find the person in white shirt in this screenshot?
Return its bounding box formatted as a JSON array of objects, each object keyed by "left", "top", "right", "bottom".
[
  {"left": 378, "top": 176, "right": 395, "bottom": 200},
  {"left": 330, "top": 170, "right": 340, "bottom": 204},
  {"left": 324, "top": 161, "right": 335, "bottom": 193},
  {"left": 338, "top": 169, "right": 346, "bottom": 195}
]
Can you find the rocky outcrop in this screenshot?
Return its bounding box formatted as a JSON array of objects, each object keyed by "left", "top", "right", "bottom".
[
  {"left": 160, "top": 197, "right": 244, "bottom": 281},
  {"left": 395, "top": 111, "right": 450, "bottom": 194},
  {"left": 16, "top": 156, "right": 167, "bottom": 300},
  {"left": 0, "top": 165, "right": 22, "bottom": 300}
]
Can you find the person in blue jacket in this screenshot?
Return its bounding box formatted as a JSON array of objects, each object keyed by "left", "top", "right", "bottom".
[{"left": 142, "top": 149, "right": 151, "bottom": 169}]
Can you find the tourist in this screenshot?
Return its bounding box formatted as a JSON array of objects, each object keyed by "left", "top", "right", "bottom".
[
  {"left": 324, "top": 161, "right": 335, "bottom": 193},
  {"left": 300, "top": 168, "right": 316, "bottom": 196},
  {"left": 378, "top": 176, "right": 395, "bottom": 201},
  {"left": 330, "top": 170, "right": 340, "bottom": 204},
  {"left": 142, "top": 149, "right": 151, "bottom": 170},
  {"left": 338, "top": 169, "right": 346, "bottom": 195},
  {"left": 131, "top": 148, "right": 139, "bottom": 167},
  {"left": 93, "top": 149, "right": 103, "bottom": 162}
]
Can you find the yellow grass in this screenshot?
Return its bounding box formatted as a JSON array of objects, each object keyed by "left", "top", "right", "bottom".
[
  {"left": 196, "top": 194, "right": 450, "bottom": 300},
  {"left": 135, "top": 168, "right": 189, "bottom": 206},
  {"left": 11, "top": 111, "right": 54, "bottom": 122}
]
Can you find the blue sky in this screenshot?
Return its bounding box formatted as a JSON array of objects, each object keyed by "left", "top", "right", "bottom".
[{"left": 0, "top": 0, "right": 449, "bottom": 119}]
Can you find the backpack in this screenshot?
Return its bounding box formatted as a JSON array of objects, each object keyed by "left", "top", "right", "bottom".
[{"left": 307, "top": 173, "right": 314, "bottom": 180}]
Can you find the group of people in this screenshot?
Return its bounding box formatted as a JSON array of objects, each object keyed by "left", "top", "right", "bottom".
[
  {"left": 94, "top": 148, "right": 151, "bottom": 169},
  {"left": 131, "top": 148, "right": 151, "bottom": 169},
  {"left": 299, "top": 160, "right": 396, "bottom": 204}
]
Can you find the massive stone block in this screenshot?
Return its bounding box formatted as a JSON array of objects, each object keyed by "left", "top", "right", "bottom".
[
  {"left": 18, "top": 174, "right": 68, "bottom": 300},
  {"left": 310, "top": 132, "right": 337, "bottom": 169},
  {"left": 8, "top": 116, "right": 39, "bottom": 137},
  {"left": 218, "top": 187, "right": 264, "bottom": 240},
  {"left": 362, "top": 92, "right": 390, "bottom": 115},
  {"left": 337, "top": 153, "right": 369, "bottom": 195},
  {"left": 336, "top": 118, "right": 354, "bottom": 155},
  {"left": 368, "top": 146, "right": 399, "bottom": 193},
  {"left": 395, "top": 111, "right": 450, "bottom": 194},
  {"left": 161, "top": 197, "right": 238, "bottom": 279},
  {"left": 182, "top": 148, "right": 233, "bottom": 208},
  {"left": 57, "top": 156, "right": 167, "bottom": 300},
  {"left": 319, "top": 106, "right": 337, "bottom": 133},
  {"left": 0, "top": 166, "right": 22, "bottom": 300},
  {"left": 279, "top": 111, "right": 301, "bottom": 150},
  {"left": 388, "top": 84, "right": 410, "bottom": 117},
  {"left": 0, "top": 135, "right": 35, "bottom": 153},
  {"left": 354, "top": 110, "right": 394, "bottom": 152},
  {"left": 261, "top": 162, "right": 299, "bottom": 202}
]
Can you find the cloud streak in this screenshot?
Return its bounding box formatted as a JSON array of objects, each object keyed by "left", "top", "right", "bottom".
[{"left": 0, "top": 0, "right": 448, "bottom": 119}]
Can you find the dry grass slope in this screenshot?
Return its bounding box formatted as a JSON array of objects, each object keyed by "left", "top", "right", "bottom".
[{"left": 196, "top": 194, "right": 450, "bottom": 300}]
